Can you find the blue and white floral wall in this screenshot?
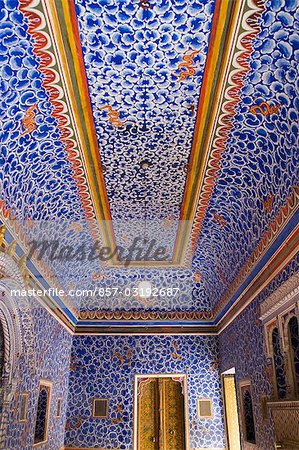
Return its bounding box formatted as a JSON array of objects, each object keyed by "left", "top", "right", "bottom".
[
  {"left": 4, "top": 301, "right": 72, "bottom": 450},
  {"left": 219, "top": 254, "right": 299, "bottom": 450},
  {"left": 65, "top": 335, "right": 225, "bottom": 450}
]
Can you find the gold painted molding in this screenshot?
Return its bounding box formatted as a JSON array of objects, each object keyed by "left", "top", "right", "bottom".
[
  {"left": 42, "top": 0, "right": 116, "bottom": 260},
  {"left": 259, "top": 273, "right": 299, "bottom": 322},
  {"left": 174, "top": 0, "right": 244, "bottom": 264},
  {"left": 63, "top": 447, "right": 225, "bottom": 450}
]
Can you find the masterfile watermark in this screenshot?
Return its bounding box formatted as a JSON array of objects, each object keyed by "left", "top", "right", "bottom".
[
  {"left": 9, "top": 286, "right": 181, "bottom": 298},
  {"left": 27, "top": 237, "right": 171, "bottom": 266},
  {"left": 9, "top": 287, "right": 98, "bottom": 298}
]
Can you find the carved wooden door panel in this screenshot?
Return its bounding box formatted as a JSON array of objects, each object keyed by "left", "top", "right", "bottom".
[
  {"left": 137, "top": 377, "right": 186, "bottom": 450},
  {"left": 161, "top": 378, "right": 185, "bottom": 450},
  {"left": 138, "top": 379, "right": 160, "bottom": 450}
]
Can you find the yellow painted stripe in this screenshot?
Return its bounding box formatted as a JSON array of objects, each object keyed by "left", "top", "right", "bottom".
[
  {"left": 45, "top": 0, "right": 118, "bottom": 262},
  {"left": 173, "top": 0, "right": 244, "bottom": 264}
]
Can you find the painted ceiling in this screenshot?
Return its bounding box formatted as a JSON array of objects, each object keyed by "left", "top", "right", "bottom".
[{"left": 0, "top": 0, "right": 298, "bottom": 329}]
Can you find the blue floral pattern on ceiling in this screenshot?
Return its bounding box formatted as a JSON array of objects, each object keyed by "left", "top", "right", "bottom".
[
  {"left": 0, "top": 0, "right": 85, "bottom": 222},
  {"left": 1, "top": 0, "right": 215, "bottom": 317},
  {"left": 65, "top": 335, "right": 225, "bottom": 449},
  {"left": 75, "top": 0, "right": 216, "bottom": 222},
  {"left": 192, "top": 0, "right": 299, "bottom": 308}
]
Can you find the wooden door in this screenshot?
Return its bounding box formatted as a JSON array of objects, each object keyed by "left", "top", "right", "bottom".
[
  {"left": 161, "top": 377, "right": 186, "bottom": 450},
  {"left": 138, "top": 379, "right": 159, "bottom": 450},
  {"left": 137, "top": 377, "right": 186, "bottom": 450}
]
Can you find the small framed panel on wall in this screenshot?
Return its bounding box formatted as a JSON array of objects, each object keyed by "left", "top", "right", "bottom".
[
  {"left": 92, "top": 398, "right": 109, "bottom": 418},
  {"left": 19, "top": 392, "right": 29, "bottom": 423},
  {"left": 33, "top": 379, "right": 53, "bottom": 447},
  {"left": 56, "top": 397, "right": 62, "bottom": 418},
  {"left": 197, "top": 398, "right": 213, "bottom": 419}
]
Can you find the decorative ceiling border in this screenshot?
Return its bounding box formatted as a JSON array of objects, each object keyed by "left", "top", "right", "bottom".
[
  {"left": 259, "top": 272, "right": 299, "bottom": 322},
  {"left": 0, "top": 221, "right": 80, "bottom": 322},
  {"left": 1, "top": 184, "right": 293, "bottom": 327},
  {"left": 78, "top": 309, "right": 214, "bottom": 322},
  {"left": 78, "top": 189, "right": 298, "bottom": 322},
  {"left": 218, "top": 220, "right": 299, "bottom": 332},
  {"left": 174, "top": 0, "right": 266, "bottom": 264},
  {"left": 76, "top": 223, "right": 298, "bottom": 333},
  {"left": 19, "top": 0, "right": 96, "bottom": 221},
  {"left": 1, "top": 217, "right": 297, "bottom": 334},
  {"left": 19, "top": 0, "right": 117, "bottom": 261},
  {"left": 215, "top": 186, "right": 298, "bottom": 318}
]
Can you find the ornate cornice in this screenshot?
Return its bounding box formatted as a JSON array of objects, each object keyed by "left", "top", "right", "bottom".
[
  {"left": 259, "top": 273, "right": 299, "bottom": 322},
  {"left": 0, "top": 252, "right": 25, "bottom": 288},
  {"left": 267, "top": 400, "right": 299, "bottom": 410},
  {"left": 187, "top": 0, "right": 266, "bottom": 260},
  {"left": 78, "top": 309, "right": 214, "bottom": 322}
]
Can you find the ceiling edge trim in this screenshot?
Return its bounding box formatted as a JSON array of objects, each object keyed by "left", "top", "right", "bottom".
[
  {"left": 1, "top": 188, "right": 297, "bottom": 331},
  {"left": 215, "top": 187, "right": 299, "bottom": 319},
  {"left": 2, "top": 216, "right": 297, "bottom": 337},
  {"left": 19, "top": 0, "right": 117, "bottom": 262},
  {"left": 175, "top": 0, "right": 266, "bottom": 264},
  {"left": 218, "top": 221, "right": 299, "bottom": 334},
  {"left": 72, "top": 326, "right": 218, "bottom": 336},
  {"left": 77, "top": 190, "right": 298, "bottom": 322}
]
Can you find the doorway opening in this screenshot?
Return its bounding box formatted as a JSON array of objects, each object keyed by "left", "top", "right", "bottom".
[
  {"left": 134, "top": 374, "right": 189, "bottom": 450},
  {"left": 222, "top": 368, "right": 241, "bottom": 450}
]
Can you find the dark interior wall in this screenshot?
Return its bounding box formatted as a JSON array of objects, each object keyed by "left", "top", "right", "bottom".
[{"left": 219, "top": 255, "right": 299, "bottom": 450}]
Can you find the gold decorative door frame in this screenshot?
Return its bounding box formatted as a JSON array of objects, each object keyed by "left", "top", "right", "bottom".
[
  {"left": 222, "top": 374, "right": 241, "bottom": 450},
  {"left": 133, "top": 374, "right": 190, "bottom": 450}
]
